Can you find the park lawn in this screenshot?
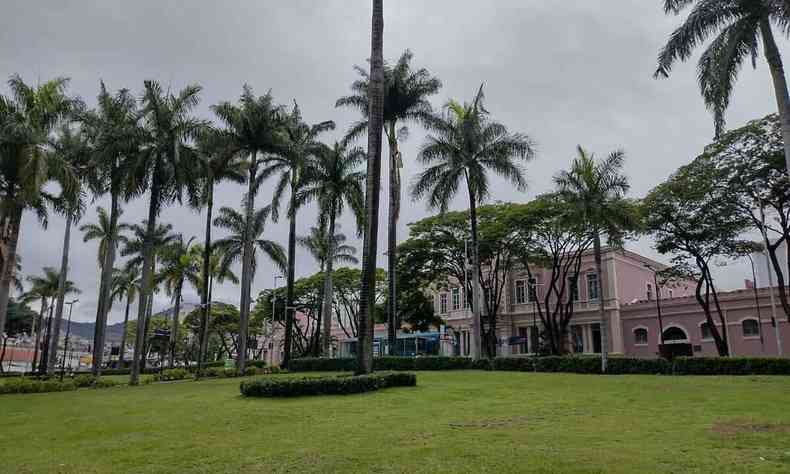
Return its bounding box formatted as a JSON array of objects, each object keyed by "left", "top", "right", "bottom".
[{"left": 2, "top": 372, "right": 790, "bottom": 473}]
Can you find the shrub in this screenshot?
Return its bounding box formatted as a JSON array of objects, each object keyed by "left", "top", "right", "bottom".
[
  {"left": 247, "top": 360, "right": 267, "bottom": 369},
  {"left": 289, "top": 356, "right": 486, "bottom": 372},
  {"left": 157, "top": 368, "right": 190, "bottom": 381},
  {"left": 0, "top": 378, "right": 77, "bottom": 395},
  {"left": 672, "top": 357, "right": 790, "bottom": 375},
  {"left": 94, "top": 377, "right": 120, "bottom": 389},
  {"left": 72, "top": 374, "right": 96, "bottom": 388},
  {"left": 240, "top": 372, "right": 416, "bottom": 397}
]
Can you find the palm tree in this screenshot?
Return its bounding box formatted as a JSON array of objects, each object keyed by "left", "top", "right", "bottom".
[
  {"left": 210, "top": 85, "right": 283, "bottom": 373},
  {"left": 156, "top": 234, "right": 198, "bottom": 367},
  {"left": 262, "top": 103, "right": 334, "bottom": 369},
  {"left": 80, "top": 207, "right": 132, "bottom": 269},
  {"left": 353, "top": 0, "right": 385, "bottom": 375},
  {"left": 45, "top": 123, "right": 91, "bottom": 375},
  {"left": 554, "top": 146, "right": 632, "bottom": 373},
  {"left": 337, "top": 50, "right": 441, "bottom": 352},
  {"left": 110, "top": 264, "right": 140, "bottom": 366},
  {"left": 129, "top": 80, "right": 204, "bottom": 385},
  {"left": 188, "top": 244, "right": 239, "bottom": 304},
  {"left": 0, "top": 75, "right": 79, "bottom": 339},
  {"left": 213, "top": 205, "right": 286, "bottom": 365},
  {"left": 193, "top": 126, "right": 246, "bottom": 377},
  {"left": 299, "top": 142, "right": 365, "bottom": 355},
  {"left": 411, "top": 85, "right": 535, "bottom": 360},
  {"left": 655, "top": 0, "right": 790, "bottom": 172},
  {"left": 80, "top": 82, "right": 141, "bottom": 376}
]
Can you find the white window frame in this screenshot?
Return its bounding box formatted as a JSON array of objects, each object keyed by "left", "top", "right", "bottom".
[
  {"left": 451, "top": 287, "right": 461, "bottom": 311},
  {"left": 740, "top": 318, "right": 760, "bottom": 338},
  {"left": 633, "top": 326, "right": 649, "bottom": 346},
  {"left": 514, "top": 279, "right": 527, "bottom": 304},
  {"left": 587, "top": 273, "right": 599, "bottom": 302},
  {"left": 439, "top": 293, "right": 448, "bottom": 314}
]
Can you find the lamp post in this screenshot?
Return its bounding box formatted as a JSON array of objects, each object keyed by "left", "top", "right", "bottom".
[
  {"left": 643, "top": 264, "right": 665, "bottom": 349},
  {"left": 60, "top": 299, "right": 79, "bottom": 381},
  {"left": 745, "top": 253, "right": 766, "bottom": 352},
  {"left": 758, "top": 204, "right": 784, "bottom": 356}
]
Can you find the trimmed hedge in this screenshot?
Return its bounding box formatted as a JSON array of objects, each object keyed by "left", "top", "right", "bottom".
[
  {"left": 289, "top": 356, "right": 790, "bottom": 376},
  {"left": 240, "top": 372, "right": 417, "bottom": 397}
]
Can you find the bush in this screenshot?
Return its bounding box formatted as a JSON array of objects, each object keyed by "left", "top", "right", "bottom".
[
  {"left": 672, "top": 357, "right": 790, "bottom": 375},
  {"left": 240, "top": 372, "right": 416, "bottom": 397},
  {"left": 247, "top": 360, "right": 267, "bottom": 369},
  {"left": 72, "top": 374, "right": 96, "bottom": 388},
  {"left": 289, "top": 356, "right": 488, "bottom": 372},
  {"left": 156, "top": 368, "right": 190, "bottom": 381},
  {"left": 0, "top": 378, "right": 77, "bottom": 395},
  {"left": 94, "top": 377, "right": 120, "bottom": 389}
]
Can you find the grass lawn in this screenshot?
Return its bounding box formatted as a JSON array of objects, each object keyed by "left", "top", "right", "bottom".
[{"left": 2, "top": 371, "right": 790, "bottom": 473}]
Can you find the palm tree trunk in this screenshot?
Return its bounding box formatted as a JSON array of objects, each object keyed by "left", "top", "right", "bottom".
[
  {"left": 760, "top": 19, "right": 790, "bottom": 175},
  {"left": 197, "top": 179, "right": 214, "bottom": 378},
  {"left": 321, "top": 205, "right": 337, "bottom": 356},
  {"left": 356, "top": 0, "right": 385, "bottom": 376},
  {"left": 467, "top": 183, "right": 483, "bottom": 361},
  {"left": 387, "top": 128, "right": 399, "bottom": 355},
  {"left": 283, "top": 182, "right": 298, "bottom": 368},
  {"left": 0, "top": 207, "right": 22, "bottom": 339},
  {"left": 169, "top": 281, "right": 182, "bottom": 368},
  {"left": 46, "top": 212, "right": 73, "bottom": 374},
  {"left": 119, "top": 295, "right": 131, "bottom": 365},
  {"left": 593, "top": 231, "right": 608, "bottom": 373},
  {"left": 31, "top": 297, "right": 46, "bottom": 373},
  {"left": 131, "top": 185, "right": 159, "bottom": 385},
  {"left": 93, "top": 192, "right": 120, "bottom": 376},
  {"left": 39, "top": 304, "right": 54, "bottom": 375},
  {"left": 141, "top": 284, "right": 154, "bottom": 370},
  {"left": 237, "top": 160, "right": 257, "bottom": 373}
]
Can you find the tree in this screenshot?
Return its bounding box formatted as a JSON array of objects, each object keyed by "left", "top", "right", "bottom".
[
  {"left": 157, "top": 234, "right": 197, "bottom": 367},
  {"left": 263, "top": 103, "right": 334, "bottom": 368},
  {"left": 193, "top": 127, "right": 246, "bottom": 377},
  {"left": 644, "top": 157, "right": 751, "bottom": 356},
  {"left": 555, "top": 146, "right": 634, "bottom": 372},
  {"left": 299, "top": 142, "right": 365, "bottom": 355},
  {"left": 184, "top": 303, "right": 241, "bottom": 361},
  {"left": 213, "top": 204, "right": 286, "bottom": 365},
  {"left": 129, "top": 81, "right": 204, "bottom": 385},
  {"left": 80, "top": 207, "right": 132, "bottom": 269},
  {"left": 0, "top": 75, "right": 79, "bottom": 340},
  {"left": 80, "top": 82, "right": 141, "bottom": 377},
  {"left": 411, "top": 85, "right": 535, "bottom": 360},
  {"left": 110, "top": 264, "right": 140, "bottom": 366},
  {"left": 337, "top": 50, "right": 441, "bottom": 353},
  {"left": 655, "top": 0, "right": 790, "bottom": 173},
  {"left": 211, "top": 85, "right": 283, "bottom": 373}
]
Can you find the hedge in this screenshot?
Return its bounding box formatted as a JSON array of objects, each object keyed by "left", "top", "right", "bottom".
[
  {"left": 240, "top": 372, "right": 416, "bottom": 397},
  {"left": 289, "top": 356, "right": 790, "bottom": 376}
]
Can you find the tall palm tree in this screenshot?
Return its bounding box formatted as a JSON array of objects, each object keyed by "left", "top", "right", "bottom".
[
  {"left": 46, "top": 123, "right": 91, "bottom": 375},
  {"left": 555, "top": 146, "right": 632, "bottom": 372},
  {"left": 129, "top": 80, "right": 204, "bottom": 385},
  {"left": 655, "top": 0, "right": 790, "bottom": 172},
  {"left": 210, "top": 85, "right": 283, "bottom": 373},
  {"left": 80, "top": 82, "right": 141, "bottom": 376},
  {"left": 110, "top": 264, "right": 140, "bottom": 366},
  {"left": 353, "top": 0, "right": 385, "bottom": 375},
  {"left": 213, "top": 205, "right": 286, "bottom": 365},
  {"left": 80, "top": 207, "right": 132, "bottom": 269},
  {"left": 0, "top": 75, "right": 79, "bottom": 339},
  {"left": 299, "top": 142, "right": 365, "bottom": 355},
  {"left": 411, "top": 85, "right": 535, "bottom": 360},
  {"left": 156, "top": 234, "right": 198, "bottom": 367},
  {"left": 193, "top": 127, "right": 246, "bottom": 377},
  {"left": 337, "top": 50, "right": 441, "bottom": 352},
  {"left": 262, "top": 103, "right": 334, "bottom": 368},
  {"left": 188, "top": 244, "right": 239, "bottom": 304}
]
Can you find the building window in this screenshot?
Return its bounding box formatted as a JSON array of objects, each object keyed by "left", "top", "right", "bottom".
[
  {"left": 663, "top": 326, "right": 688, "bottom": 343},
  {"left": 451, "top": 287, "right": 461, "bottom": 311},
  {"left": 587, "top": 273, "right": 599, "bottom": 301},
  {"left": 518, "top": 327, "right": 528, "bottom": 354},
  {"left": 646, "top": 283, "right": 653, "bottom": 301},
  {"left": 742, "top": 319, "right": 760, "bottom": 337},
  {"left": 669, "top": 290, "right": 674, "bottom": 299},
  {"left": 514, "top": 280, "right": 527, "bottom": 304},
  {"left": 440, "top": 293, "right": 448, "bottom": 314},
  {"left": 528, "top": 277, "right": 539, "bottom": 302},
  {"left": 700, "top": 322, "right": 712, "bottom": 340},
  {"left": 462, "top": 330, "right": 470, "bottom": 356},
  {"left": 571, "top": 325, "right": 584, "bottom": 353},
  {"left": 568, "top": 275, "right": 579, "bottom": 302},
  {"left": 634, "top": 328, "right": 648, "bottom": 345}
]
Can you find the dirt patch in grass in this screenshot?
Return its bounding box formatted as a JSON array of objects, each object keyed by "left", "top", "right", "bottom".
[{"left": 712, "top": 419, "right": 790, "bottom": 437}]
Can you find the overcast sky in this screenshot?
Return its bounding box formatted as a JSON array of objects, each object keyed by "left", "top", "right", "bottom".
[{"left": 1, "top": 1, "right": 784, "bottom": 323}]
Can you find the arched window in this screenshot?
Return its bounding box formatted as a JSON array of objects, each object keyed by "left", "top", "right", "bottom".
[
  {"left": 634, "top": 328, "right": 648, "bottom": 345},
  {"left": 700, "top": 322, "right": 713, "bottom": 340},
  {"left": 742, "top": 319, "right": 760, "bottom": 337},
  {"left": 662, "top": 326, "right": 688, "bottom": 343}
]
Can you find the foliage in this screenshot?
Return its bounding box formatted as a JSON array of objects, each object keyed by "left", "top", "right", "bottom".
[
  {"left": 239, "top": 372, "right": 417, "bottom": 397},
  {"left": 4, "top": 298, "right": 36, "bottom": 335}
]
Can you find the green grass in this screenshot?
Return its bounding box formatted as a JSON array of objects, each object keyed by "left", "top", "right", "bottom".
[{"left": 2, "top": 372, "right": 790, "bottom": 473}]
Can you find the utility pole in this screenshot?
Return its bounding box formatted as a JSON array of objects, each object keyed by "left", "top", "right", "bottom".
[{"left": 60, "top": 299, "right": 79, "bottom": 381}]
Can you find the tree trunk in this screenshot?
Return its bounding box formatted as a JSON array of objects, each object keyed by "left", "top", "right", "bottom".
[
  {"left": 593, "top": 231, "right": 609, "bottom": 372},
  {"left": 130, "top": 184, "right": 159, "bottom": 385},
  {"left": 169, "top": 280, "right": 182, "bottom": 368},
  {"left": 760, "top": 19, "right": 790, "bottom": 175},
  {"left": 356, "top": 0, "right": 385, "bottom": 375},
  {"left": 39, "top": 305, "right": 54, "bottom": 375},
  {"left": 466, "top": 179, "right": 483, "bottom": 361},
  {"left": 47, "top": 212, "right": 73, "bottom": 374},
  {"left": 31, "top": 297, "right": 47, "bottom": 373},
  {"left": 119, "top": 295, "right": 131, "bottom": 365},
  {"left": 0, "top": 207, "right": 22, "bottom": 339},
  {"left": 387, "top": 128, "right": 399, "bottom": 355},
  {"left": 321, "top": 206, "right": 337, "bottom": 357},
  {"left": 237, "top": 159, "right": 257, "bottom": 373},
  {"left": 283, "top": 180, "right": 298, "bottom": 368},
  {"left": 197, "top": 178, "right": 214, "bottom": 378},
  {"left": 141, "top": 284, "right": 154, "bottom": 370},
  {"left": 93, "top": 192, "right": 120, "bottom": 376}
]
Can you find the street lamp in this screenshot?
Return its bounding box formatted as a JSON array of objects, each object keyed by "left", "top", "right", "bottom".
[
  {"left": 643, "top": 264, "right": 665, "bottom": 350},
  {"left": 60, "top": 298, "right": 79, "bottom": 381}
]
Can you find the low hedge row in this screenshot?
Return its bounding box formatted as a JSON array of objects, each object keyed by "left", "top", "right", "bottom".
[
  {"left": 289, "top": 356, "right": 790, "bottom": 376},
  {"left": 0, "top": 375, "right": 122, "bottom": 394},
  {"left": 240, "top": 372, "right": 416, "bottom": 397}
]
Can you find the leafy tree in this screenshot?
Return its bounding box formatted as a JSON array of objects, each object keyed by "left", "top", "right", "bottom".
[
  {"left": 110, "top": 264, "right": 140, "bottom": 365},
  {"left": 644, "top": 157, "right": 751, "bottom": 356},
  {"left": 184, "top": 303, "right": 243, "bottom": 361},
  {"left": 4, "top": 298, "right": 35, "bottom": 336},
  {"left": 156, "top": 234, "right": 198, "bottom": 367},
  {"left": 555, "top": 146, "right": 635, "bottom": 372},
  {"left": 337, "top": 49, "right": 441, "bottom": 352},
  {"left": 655, "top": 0, "right": 790, "bottom": 173},
  {"left": 411, "top": 85, "right": 535, "bottom": 359}
]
